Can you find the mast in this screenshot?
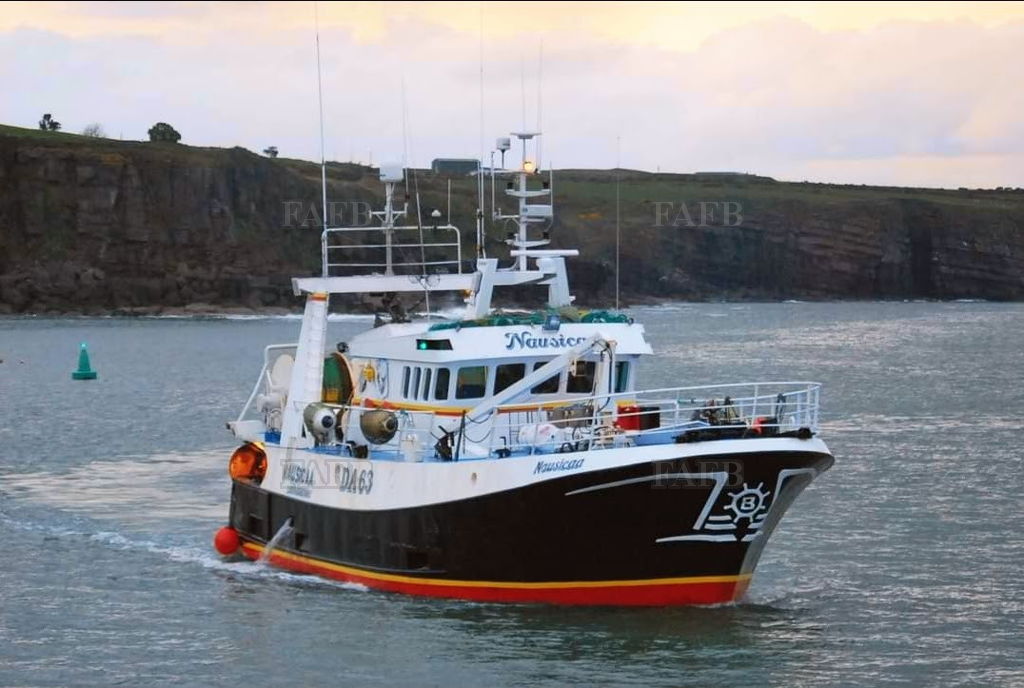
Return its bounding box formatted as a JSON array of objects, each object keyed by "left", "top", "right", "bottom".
[
  {"left": 314, "top": 3, "right": 329, "bottom": 278},
  {"left": 615, "top": 136, "right": 621, "bottom": 311},
  {"left": 495, "top": 131, "right": 553, "bottom": 271},
  {"left": 373, "top": 165, "right": 406, "bottom": 276},
  {"left": 476, "top": 5, "right": 486, "bottom": 260}
]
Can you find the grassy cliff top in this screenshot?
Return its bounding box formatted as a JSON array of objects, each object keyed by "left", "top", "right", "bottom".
[{"left": 4, "top": 122, "right": 1022, "bottom": 210}]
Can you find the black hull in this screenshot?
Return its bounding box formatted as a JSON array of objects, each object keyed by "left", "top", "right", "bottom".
[{"left": 229, "top": 448, "right": 833, "bottom": 604}]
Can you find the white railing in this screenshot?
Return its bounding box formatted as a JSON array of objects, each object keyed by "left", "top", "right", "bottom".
[
  {"left": 235, "top": 343, "right": 297, "bottom": 424},
  {"left": 473, "top": 381, "right": 821, "bottom": 458},
  {"left": 323, "top": 225, "right": 463, "bottom": 276},
  {"left": 306, "top": 381, "right": 821, "bottom": 461}
]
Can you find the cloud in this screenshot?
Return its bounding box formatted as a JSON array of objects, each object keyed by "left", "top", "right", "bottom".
[{"left": 0, "top": 2, "right": 1022, "bottom": 187}]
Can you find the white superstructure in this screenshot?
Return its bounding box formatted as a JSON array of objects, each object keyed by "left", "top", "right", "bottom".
[{"left": 229, "top": 129, "right": 822, "bottom": 490}]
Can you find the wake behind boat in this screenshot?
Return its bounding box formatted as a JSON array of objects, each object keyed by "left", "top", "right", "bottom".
[{"left": 213, "top": 131, "right": 834, "bottom": 605}]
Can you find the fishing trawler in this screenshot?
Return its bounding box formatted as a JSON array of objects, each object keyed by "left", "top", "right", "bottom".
[{"left": 215, "top": 131, "right": 834, "bottom": 605}]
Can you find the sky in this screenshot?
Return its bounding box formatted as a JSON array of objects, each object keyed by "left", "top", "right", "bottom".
[{"left": 1, "top": 1, "right": 1023, "bottom": 188}]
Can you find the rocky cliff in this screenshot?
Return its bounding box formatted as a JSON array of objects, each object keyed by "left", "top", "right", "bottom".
[{"left": 1, "top": 123, "right": 1022, "bottom": 314}]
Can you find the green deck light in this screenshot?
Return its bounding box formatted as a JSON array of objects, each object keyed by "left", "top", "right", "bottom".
[{"left": 416, "top": 339, "right": 453, "bottom": 351}]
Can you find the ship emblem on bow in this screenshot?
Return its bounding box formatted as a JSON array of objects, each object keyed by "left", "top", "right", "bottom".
[{"left": 654, "top": 469, "right": 818, "bottom": 545}]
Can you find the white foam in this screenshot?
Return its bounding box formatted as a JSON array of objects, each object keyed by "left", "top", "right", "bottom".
[
  {"left": 2, "top": 450, "right": 230, "bottom": 524},
  {"left": 0, "top": 513, "right": 367, "bottom": 592}
]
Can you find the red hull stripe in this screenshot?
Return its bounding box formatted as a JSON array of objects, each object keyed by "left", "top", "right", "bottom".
[{"left": 240, "top": 542, "right": 751, "bottom": 605}]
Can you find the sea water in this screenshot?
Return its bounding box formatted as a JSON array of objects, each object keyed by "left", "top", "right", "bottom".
[{"left": 1, "top": 303, "right": 1021, "bottom": 687}]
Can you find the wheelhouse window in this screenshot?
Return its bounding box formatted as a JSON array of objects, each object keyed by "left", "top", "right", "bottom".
[
  {"left": 434, "top": 368, "right": 450, "bottom": 400},
  {"left": 494, "top": 363, "right": 526, "bottom": 394},
  {"left": 456, "top": 366, "right": 488, "bottom": 399},
  {"left": 412, "top": 367, "right": 422, "bottom": 400},
  {"left": 422, "top": 368, "right": 432, "bottom": 401},
  {"left": 566, "top": 360, "right": 596, "bottom": 394},
  {"left": 531, "top": 361, "right": 560, "bottom": 394},
  {"left": 614, "top": 361, "right": 631, "bottom": 393},
  {"left": 401, "top": 366, "right": 411, "bottom": 398}
]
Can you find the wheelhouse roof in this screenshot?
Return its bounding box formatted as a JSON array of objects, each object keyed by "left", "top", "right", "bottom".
[{"left": 345, "top": 321, "right": 653, "bottom": 363}]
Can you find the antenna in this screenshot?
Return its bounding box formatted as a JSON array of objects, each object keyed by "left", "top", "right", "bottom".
[
  {"left": 520, "top": 53, "right": 526, "bottom": 133},
  {"left": 400, "top": 75, "right": 416, "bottom": 242},
  {"left": 615, "top": 135, "right": 621, "bottom": 311},
  {"left": 399, "top": 79, "right": 431, "bottom": 318},
  {"left": 314, "top": 1, "right": 329, "bottom": 277},
  {"left": 401, "top": 76, "right": 410, "bottom": 191},
  {"left": 474, "top": 2, "right": 486, "bottom": 260},
  {"left": 490, "top": 149, "right": 497, "bottom": 223},
  {"left": 536, "top": 38, "right": 544, "bottom": 170},
  {"left": 413, "top": 181, "right": 430, "bottom": 317}
]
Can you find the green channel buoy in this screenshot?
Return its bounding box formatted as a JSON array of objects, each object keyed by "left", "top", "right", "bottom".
[{"left": 72, "top": 342, "right": 97, "bottom": 380}]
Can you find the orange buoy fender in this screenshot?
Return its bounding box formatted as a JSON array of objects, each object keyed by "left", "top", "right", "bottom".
[{"left": 228, "top": 443, "right": 267, "bottom": 483}]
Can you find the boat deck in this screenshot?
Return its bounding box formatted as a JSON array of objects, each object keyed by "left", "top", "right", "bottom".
[{"left": 254, "top": 381, "right": 821, "bottom": 462}]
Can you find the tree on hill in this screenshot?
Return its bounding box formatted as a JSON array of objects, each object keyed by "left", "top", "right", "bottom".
[
  {"left": 148, "top": 122, "right": 181, "bottom": 143},
  {"left": 38, "top": 113, "right": 61, "bottom": 131},
  {"left": 82, "top": 123, "right": 105, "bottom": 138},
  {"left": 263, "top": 146, "right": 279, "bottom": 158}
]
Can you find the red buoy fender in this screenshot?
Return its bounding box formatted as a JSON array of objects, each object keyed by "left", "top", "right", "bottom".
[
  {"left": 751, "top": 417, "right": 764, "bottom": 435},
  {"left": 214, "top": 526, "right": 241, "bottom": 556}
]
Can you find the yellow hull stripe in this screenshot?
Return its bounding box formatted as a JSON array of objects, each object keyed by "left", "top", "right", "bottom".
[{"left": 242, "top": 541, "right": 751, "bottom": 589}]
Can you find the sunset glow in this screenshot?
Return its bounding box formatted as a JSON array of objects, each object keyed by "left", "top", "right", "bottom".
[{"left": 2, "top": 1, "right": 1022, "bottom": 187}]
